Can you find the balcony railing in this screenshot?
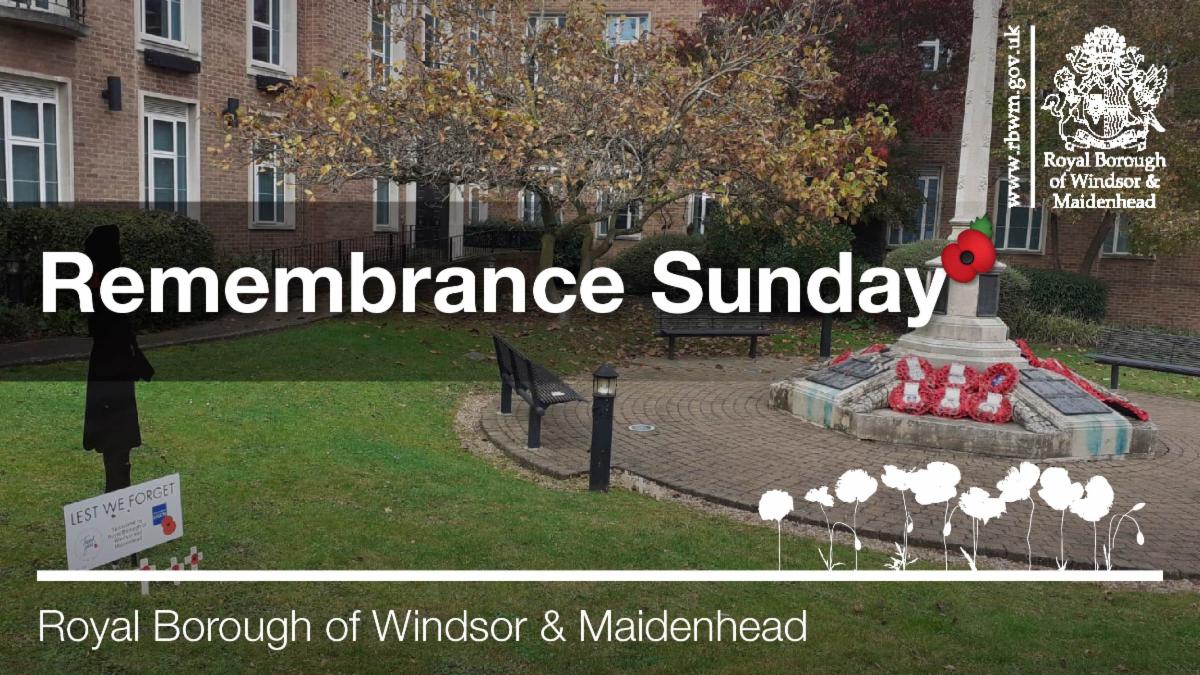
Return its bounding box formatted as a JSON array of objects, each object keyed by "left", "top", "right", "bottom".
[{"left": 0, "top": 0, "right": 88, "bottom": 38}]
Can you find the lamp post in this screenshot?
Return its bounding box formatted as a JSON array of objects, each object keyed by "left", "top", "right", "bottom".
[
  {"left": 3, "top": 257, "right": 23, "bottom": 305},
  {"left": 589, "top": 364, "right": 618, "bottom": 493}
]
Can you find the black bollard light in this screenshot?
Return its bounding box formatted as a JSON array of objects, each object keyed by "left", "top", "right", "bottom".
[
  {"left": 589, "top": 364, "right": 618, "bottom": 492},
  {"left": 3, "top": 257, "right": 23, "bottom": 305},
  {"left": 819, "top": 313, "right": 833, "bottom": 358}
]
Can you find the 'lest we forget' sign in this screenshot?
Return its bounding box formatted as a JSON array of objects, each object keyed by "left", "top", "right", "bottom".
[{"left": 63, "top": 473, "right": 183, "bottom": 570}]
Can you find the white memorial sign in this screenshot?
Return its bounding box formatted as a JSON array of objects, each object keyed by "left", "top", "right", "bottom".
[{"left": 63, "top": 473, "right": 183, "bottom": 570}]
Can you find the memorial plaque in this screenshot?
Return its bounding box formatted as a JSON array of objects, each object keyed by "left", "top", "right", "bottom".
[
  {"left": 1024, "top": 378, "right": 1112, "bottom": 415},
  {"left": 807, "top": 371, "right": 863, "bottom": 390},
  {"left": 807, "top": 357, "right": 887, "bottom": 390}
]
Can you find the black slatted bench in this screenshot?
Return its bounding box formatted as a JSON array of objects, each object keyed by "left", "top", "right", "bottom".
[
  {"left": 1089, "top": 327, "right": 1200, "bottom": 388},
  {"left": 657, "top": 308, "right": 773, "bottom": 359},
  {"left": 492, "top": 334, "right": 587, "bottom": 448}
]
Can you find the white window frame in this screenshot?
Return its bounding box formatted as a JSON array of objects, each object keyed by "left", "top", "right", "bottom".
[
  {"left": 518, "top": 188, "right": 539, "bottom": 225},
  {"left": 992, "top": 178, "right": 1045, "bottom": 252},
  {"left": 1, "top": 90, "right": 60, "bottom": 206},
  {"left": 139, "top": 94, "right": 198, "bottom": 219},
  {"left": 369, "top": 1, "right": 405, "bottom": 82},
  {"left": 919, "top": 39, "right": 947, "bottom": 72},
  {"left": 466, "top": 185, "right": 487, "bottom": 226},
  {"left": 247, "top": 0, "right": 297, "bottom": 76},
  {"left": 136, "top": 0, "right": 202, "bottom": 57},
  {"left": 248, "top": 141, "right": 296, "bottom": 229},
  {"left": 1102, "top": 213, "right": 1136, "bottom": 257},
  {"left": 374, "top": 177, "right": 401, "bottom": 232},
  {"left": 606, "top": 13, "right": 650, "bottom": 45},
  {"left": 527, "top": 12, "right": 566, "bottom": 34},
  {"left": 687, "top": 192, "right": 716, "bottom": 235},
  {"left": 887, "top": 168, "right": 941, "bottom": 246}
]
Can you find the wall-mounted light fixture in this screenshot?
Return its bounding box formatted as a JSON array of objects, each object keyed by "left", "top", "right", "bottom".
[{"left": 101, "top": 76, "right": 122, "bottom": 112}]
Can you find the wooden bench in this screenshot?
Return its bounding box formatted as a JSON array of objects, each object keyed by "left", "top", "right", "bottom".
[
  {"left": 1089, "top": 327, "right": 1200, "bottom": 389},
  {"left": 492, "top": 334, "right": 587, "bottom": 448},
  {"left": 657, "top": 308, "right": 773, "bottom": 359}
]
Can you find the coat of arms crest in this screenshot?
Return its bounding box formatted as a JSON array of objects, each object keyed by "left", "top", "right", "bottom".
[{"left": 1042, "top": 26, "right": 1167, "bottom": 152}]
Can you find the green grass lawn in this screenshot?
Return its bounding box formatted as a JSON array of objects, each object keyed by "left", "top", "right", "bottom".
[{"left": 2, "top": 310, "right": 1197, "bottom": 672}]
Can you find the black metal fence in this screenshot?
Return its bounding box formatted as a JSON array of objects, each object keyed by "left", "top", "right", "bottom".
[
  {"left": 262, "top": 230, "right": 540, "bottom": 272},
  {"left": 5, "top": 0, "right": 86, "bottom": 22}
]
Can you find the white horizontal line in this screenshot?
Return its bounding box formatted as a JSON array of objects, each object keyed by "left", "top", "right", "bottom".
[{"left": 37, "top": 570, "right": 1165, "bottom": 583}]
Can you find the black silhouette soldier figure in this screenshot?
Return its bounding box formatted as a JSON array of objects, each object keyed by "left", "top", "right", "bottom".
[{"left": 83, "top": 225, "right": 154, "bottom": 495}]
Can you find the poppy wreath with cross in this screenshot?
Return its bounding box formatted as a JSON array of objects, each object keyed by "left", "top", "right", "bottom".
[
  {"left": 965, "top": 388, "right": 1014, "bottom": 424},
  {"left": 979, "top": 362, "right": 1019, "bottom": 395},
  {"left": 895, "top": 355, "right": 934, "bottom": 383},
  {"left": 888, "top": 379, "right": 932, "bottom": 415}
]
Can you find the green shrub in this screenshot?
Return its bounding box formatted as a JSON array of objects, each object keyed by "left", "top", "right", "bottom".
[
  {"left": 0, "top": 206, "right": 215, "bottom": 333},
  {"left": 608, "top": 233, "right": 708, "bottom": 296},
  {"left": 465, "top": 218, "right": 584, "bottom": 270},
  {"left": 1006, "top": 308, "right": 1102, "bottom": 347},
  {"left": 1016, "top": 267, "right": 1108, "bottom": 322}
]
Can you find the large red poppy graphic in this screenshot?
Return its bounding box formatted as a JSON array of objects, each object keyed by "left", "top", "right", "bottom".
[
  {"left": 161, "top": 515, "right": 177, "bottom": 536},
  {"left": 941, "top": 229, "right": 996, "bottom": 283}
]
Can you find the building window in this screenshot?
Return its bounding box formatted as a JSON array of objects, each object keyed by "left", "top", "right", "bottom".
[
  {"left": 251, "top": 142, "right": 292, "bottom": 226},
  {"left": 993, "top": 179, "right": 1044, "bottom": 252},
  {"left": 606, "top": 13, "right": 649, "bottom": 45},
  {"left": 921, "top": 38, "right": 950, "bottom": 72},
  {"left": 0, "top": 84, "right": 60, "bottom": 206},
  {"left": 919, "top": 39, "right": 950, "bottom": 72},
  {"left": 528, "top": 12, "right": 565, "bottom": 34},
  {"left": 467, "top": 185, "right": 486, "bottom": 225},
  {"left": 612, "top": 201, "right": 641, "bottom": 236},
  {"left": 143, "top": 0, "right": 184, "bottom": 42},
  {"left": 888, "top": 169, "right": 941, "bottom": 246},
  {"left": 687, "top": 192, "right": 718, "bottom": 235},
  {"left": 422, "top": 8, "right": 442, "bottom": 68},
  {"left": 248, "top": 0, "right": 295, "bottom": 73},
  {"left": 519, "top": 189, "right": 539, "bottom": 225},
  {"left": 375, "top": 177, "right": 392, "bottom": 229},
  {"left": 371, "top": 7, "right": 394, "bottom": 78},
  {"left": 142, "top": 98, "right": 194, "bottom": 214},
  {"left": 1103, "top": 213, "right": 1134, "bottom": 255}
]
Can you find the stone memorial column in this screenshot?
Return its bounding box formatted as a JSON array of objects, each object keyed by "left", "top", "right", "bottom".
[{"left": 893, "top": 0, "right": 1023, "bottom": 367}]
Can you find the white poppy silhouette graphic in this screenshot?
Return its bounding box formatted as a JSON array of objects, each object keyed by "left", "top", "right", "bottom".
[
  {"left": 881, "top": 465, "right": 919, "bottom": 571},
  {"left": 1069, "top": 476, "right": 1115, "bottom": 570},
  {"left": 1105, "top": 502, "right": 1147, "bottom": 571},
  {"left": 954, "top": 487, "right": 1007, "bottom": 571},
  {"left": 804, "top": 486, "right": 843, "bottom": 570},
  {"left": 910, "top": 461, "right": 962, "bottom": 569},
  {"left": 835, "top": 469, "right": 877, "bottom": 570},
  {"left": 758, "top": 490, "right": 794, "bottom": 570},
  {"left": 1038, "top": 467, "right": 1086, "bottom": 570},
  {"left": 997, "top": 462, "right": 1042, "bottom": 569}
]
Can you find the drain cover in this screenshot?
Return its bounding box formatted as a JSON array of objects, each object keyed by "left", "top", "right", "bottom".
[{"left": 628, "top": 424, "right": 656, "bottom": 432}]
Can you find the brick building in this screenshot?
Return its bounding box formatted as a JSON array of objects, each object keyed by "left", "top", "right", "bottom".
[{"left": 1, "top": 0, "right": 1194, "bottom": 328}]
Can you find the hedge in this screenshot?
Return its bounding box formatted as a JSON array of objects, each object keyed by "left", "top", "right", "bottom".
[
  {"left": 0, "top": 206, "right": 216, "bottom": 334},
  {"left": 607, "top": 233, "right": 709, "bottom": 296},
  {"left": 1015, "top": 267, "right": 1108, "bottom": 323},
  {"left": 464, "top": 217, "right": 588, "bottom": 271},
  {"left": 1005, "top": 307, "right": 1103, "bottom": 347}
]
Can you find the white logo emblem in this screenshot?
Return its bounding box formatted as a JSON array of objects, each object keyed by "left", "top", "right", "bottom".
[{"left": 1042, "top": 26, "right": 1167, "bottom": 152}]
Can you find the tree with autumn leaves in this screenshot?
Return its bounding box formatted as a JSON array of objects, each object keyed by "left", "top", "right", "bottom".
[
  {"left": 1008, "top": 0, "right": 1200, "bottom": 274},
  {"left": 223, "top": 0, "right": 894, "bottom": 277}
]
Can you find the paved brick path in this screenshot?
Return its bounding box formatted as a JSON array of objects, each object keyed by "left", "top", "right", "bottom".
[{"left": 480, "top": 356, "right": 1200, "bottom": 577}]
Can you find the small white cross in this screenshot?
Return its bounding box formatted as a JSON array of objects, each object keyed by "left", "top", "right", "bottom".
[
  {"left": 169, "top": 557, "right": 182, "bottom": 585},
  {"left": 138, "top": 558, "right": 155, "bottom": 596},
  {"left": 185, "top": 546, "right": 203, "bottom": 571}
]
